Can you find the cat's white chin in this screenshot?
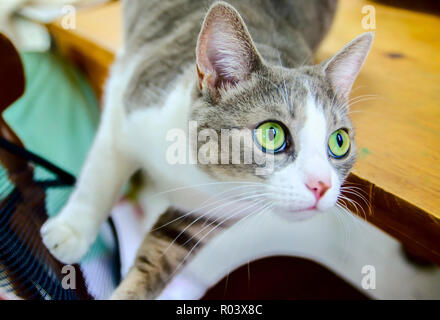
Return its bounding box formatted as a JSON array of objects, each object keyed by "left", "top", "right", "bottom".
[
  {"left": 274, "top": 207, "right": 322, "bottom": 222},
  {"left": 274, "top": 198, "right": 339, "bottom": 221}
]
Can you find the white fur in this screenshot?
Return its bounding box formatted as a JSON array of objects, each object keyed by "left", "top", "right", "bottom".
[
  {"left": 40, "top": 69, "right": 341, "bottom": 267},
  {"left": 41, "top": 54, "right": 221, "bottom": 264},
  {"left": 268, "top": 94, "right": 340, "bottom": 220},
  {"left": 41, "top": 53, "right": 143, "bottom": 263}
]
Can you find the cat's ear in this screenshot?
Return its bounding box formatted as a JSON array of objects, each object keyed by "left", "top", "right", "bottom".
[
  {"left": 196, "top": 2, "right": 262, "bottom": 97},
  {"left": 323, "top": 32, "right": 374, "bottom": 100}
]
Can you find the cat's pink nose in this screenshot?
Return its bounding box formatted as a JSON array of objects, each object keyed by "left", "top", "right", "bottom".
[{"left": 306, "top": 178, "right": 331, "bottom": 201}]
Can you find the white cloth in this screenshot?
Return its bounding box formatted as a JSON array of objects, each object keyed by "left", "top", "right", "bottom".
[{"left": 0, "top": 0, "right": 108, "bottom": 51}]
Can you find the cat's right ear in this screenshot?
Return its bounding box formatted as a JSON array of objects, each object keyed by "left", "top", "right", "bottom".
[
  {"left": 322, "top": 32, "right": 374, "bottom": 101},
  {"left": 196, "top": 2, "right": 262, "bottom": 99}
]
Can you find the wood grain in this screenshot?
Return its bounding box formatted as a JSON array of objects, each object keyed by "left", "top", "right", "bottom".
[
  {"left": 48, "top": 0, "right": 440, "bottom": 263},
  {"left": 317, "top": 0, "right": 440, "bottom": 263},
  {"left": 48, "top": 2, "right": 121, "bottom": 97}
]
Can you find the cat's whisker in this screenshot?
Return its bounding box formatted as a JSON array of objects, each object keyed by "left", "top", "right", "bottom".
[
  {"left": 342, "top": 94, "right": 380, "bottom": 109},
  {"left": 168, "top": 202, "right": 275, "bottom": 280},
  {"left": 348, "top": 94, "right": 380, "bottom": 103},
  {"left": 333, "top": 206, "right": 351, "bottom": 259},
  {"left": 340, "top": 186, "right": 371, "bottom": 215},
  {"left": 179, "top": 201, "right": 274, "bottom": 263},
  {"left": 349, "top": 94, "right": 380, "bottom": 104},
  {"left": 338, "top": 194, "right": 363, "bottom": 216},
  {"left": 346, "top": 103, "right": 384, "bottom": 117},
  {"left": 341, "top": 188, "right": 370, "bottom": 205},
  {"left": 338, "top": 194, "right": 368, "bottom": 221},
  {"left": 341, "top": 183, "right": 371, "bottom": 196},
  {"left": 341, "top": 185, "right": 369, "bottom": 198},
  {"left": 348, "top": 96, "right": 380, "bottom": 107},
  {"left": 161, "top": 194, "right": 274, "bottom": 256},
  {"left": 350, "top": 85, "right": 368, "bottom": 94},
  {"left": 336, "top": 201, "right": 364, "bottom": 233},
  {"left": 223, "top": 200, "right": 274, "bottom": 295},
  {"left": 342, "top": 181, "right": 364, "bottom": 187},
  {"left": 347, "top": 110, "right": 363, "bottom": 114},
  {"left": 335, "top": 94, "right": 380, "bottom": 112},
  {"left": 196, "top": 192, "right": 275, "bottom": 229},
  {"left": 166, "top": 202, "right": 271, "bottom": 280},
  {"left": 148, "top": 181, "right": 269, "bottom": 199},
  {"left": 226, "top": 199, "right": 274, "bottom": 288},
  {"left": 244, "top": 202, "right": 268, "bottom": 286},
  {"left": 189, "top": 194, "right": 274, "bottom": 234},
  {"left": 151, "top": 187, "right": 273, "bottom": 232},
  {"left": 335, "top": 202, "right": 363, "bottom": 248}
]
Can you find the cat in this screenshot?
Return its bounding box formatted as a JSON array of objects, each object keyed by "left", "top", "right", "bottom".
[{"left": 41, "top": 0, "right": 373, "bottom": 299}]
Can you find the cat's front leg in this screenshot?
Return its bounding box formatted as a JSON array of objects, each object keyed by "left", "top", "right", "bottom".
[
  {"left": 110, "top": 208, "right": 186, "bottom": 300},
  {"left": 110, "top": 207, "right": 226, "bottom": 300},
  {"left": 41, "top": 122, "right": 138, "bottom": 264}
]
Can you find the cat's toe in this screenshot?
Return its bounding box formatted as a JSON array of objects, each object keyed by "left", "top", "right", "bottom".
[{"left": 41, "top": 218, "right": 91, "bottom": 264}]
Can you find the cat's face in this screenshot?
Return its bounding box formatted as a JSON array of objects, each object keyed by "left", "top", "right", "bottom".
[{"left": 189, "top": 2, "right": 373, "bottom": 218}]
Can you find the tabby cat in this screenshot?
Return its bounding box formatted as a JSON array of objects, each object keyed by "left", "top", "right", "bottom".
[{"left": 41, "top": 0, "right": 373, "bottom": 299}]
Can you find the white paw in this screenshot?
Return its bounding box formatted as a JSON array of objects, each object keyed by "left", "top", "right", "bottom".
[{"left": 41, "top": 213, "right": 95, "bottom": 264}]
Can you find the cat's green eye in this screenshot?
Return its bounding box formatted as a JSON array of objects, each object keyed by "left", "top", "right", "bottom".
[
  {"left": 254, "top": 121, "right": 286, "bottom": 153},
  {"left": 328, "top": 129, "right": 350, "bottom": 159}
]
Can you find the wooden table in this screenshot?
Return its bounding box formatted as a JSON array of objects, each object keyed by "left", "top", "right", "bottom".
[{"left": 49, "top": 0, "right": 440, "bottom": 264}]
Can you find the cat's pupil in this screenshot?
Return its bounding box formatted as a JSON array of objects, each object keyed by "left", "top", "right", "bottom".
[
  {"left": 268, "top": 127, "right": 276, "bottom": 141},
  {"left": 336, "top": 133, "right": 343, "bottom": 147}
]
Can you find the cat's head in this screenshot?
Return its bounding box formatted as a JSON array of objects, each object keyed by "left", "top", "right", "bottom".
[{"left": 189, "top": 2, "right": 373, "bottom": 219}]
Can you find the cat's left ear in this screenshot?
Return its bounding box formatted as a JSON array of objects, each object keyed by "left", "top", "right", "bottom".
[
  {"left": 323, "top": 32, "right": 374, "bottom": 100},
  {"left": 196, "top": 2, "right": 263, "bottom": 98}
]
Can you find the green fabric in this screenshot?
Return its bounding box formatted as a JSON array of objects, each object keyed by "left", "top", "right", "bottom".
[
  {"left": 3, "top": 51, "right": 108, "bottom": 262},
  {"left": 4, "top": 52, "right": 99, "bottom": 176}
]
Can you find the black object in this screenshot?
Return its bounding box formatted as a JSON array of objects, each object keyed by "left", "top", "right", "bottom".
[
  {"left": 0, "top": 137, "right": 121, "bottom": 299},
  {"left": 0, "top": 32, "right": 120, "bottom": 300}
]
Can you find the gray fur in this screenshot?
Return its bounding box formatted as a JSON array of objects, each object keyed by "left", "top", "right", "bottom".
[
  {"left": 111, "top": 207, "right": 227, "bottom": 299},
  {"left": 121, "top": 0, "right": 337, "bottom": 111},
  {"left": 113, "top": 0, "right": 374, "bottom": 299}
]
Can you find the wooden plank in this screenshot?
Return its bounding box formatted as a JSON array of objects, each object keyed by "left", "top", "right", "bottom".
[
  {"left": 316, "top": 0, "right": 440, "bottom": 263},
  {"left": 48, "top": 0, "right": 440, "bottom": 263},
  {"left": 48, "top": 2, "right": 121, "bottom": 97}
]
